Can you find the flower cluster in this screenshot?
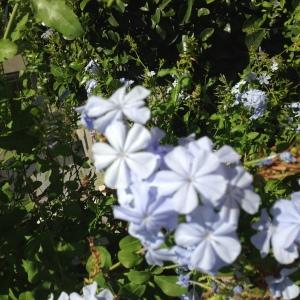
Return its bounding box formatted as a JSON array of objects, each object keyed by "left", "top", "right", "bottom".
[
  {"left": 230, "top": 64, "right": 282, "bottom": 119},
  {"left": 77, "top": 85, "right": 299, "bottom": 299},
  {"left": 77, "top": 86, "right": 260, "bottom": 274}
]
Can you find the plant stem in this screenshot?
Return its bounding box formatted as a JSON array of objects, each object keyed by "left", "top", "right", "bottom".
[
  {"left": 109, "top": 261, "right": 121, "bottom": 271},
  {"left": 3, "top": 3, "right": 19, "bottom": 40}
]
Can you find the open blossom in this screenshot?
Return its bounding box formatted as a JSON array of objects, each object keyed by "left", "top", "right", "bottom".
[
  {"left": 251, "top": 209, "right": 274, "bottom": 257},
  {"left": 92, "top": 122, "right": 158, "bottom": 188},
  {"left": 57, "top": 282, "right": 114, "bottom": 300},
  {"left": 251, "top": 192, "right": 300, "bottom": 264},
  {"left": 76, "top": 85, "right": 151, "bottom": 133},
  {"left": 220, "top": 166, "right": 260, "bottom": 214},
  {"left": 152, "top": 144, "right": 227, "bottom": 214},
  {"left": 271, "top": 193, "right": 300, "bottom": 264},
  {"left": 266, "top": 268, "right": 299, "bottom": 300},
  {"left": 174, "top": 206, "right": 241, "bottom": 274},
  {"left": 258, "top": 72, "right": 271, "bottom": 85},
  {"left": 241, "top": 89, "right": 267, "bottom": 119},
  {"left": 113, "top": 182, "right": 177, "bottom": 243}
]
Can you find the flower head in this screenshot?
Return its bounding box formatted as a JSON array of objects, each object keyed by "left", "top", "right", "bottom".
[
  {"left": 174, "top": 206, "right": 241, "bottom": 274},
  {"left": 92, "top": 122, "right": 158, "bottom": 188},
  {"left": 266, "top": 268, "right": 299, "bottom": 300},
  {"left": 76, "top": 86, "right": 151, "bottom": 133}
]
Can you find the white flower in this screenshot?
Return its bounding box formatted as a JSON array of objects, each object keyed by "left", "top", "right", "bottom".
[
  {"left": 271, "top": 58, "right": 279, "bottom": 72},
  {"left": 220, "top": 166, "right": 261, "bottom": 214},
  {"left": 146, "top": 70, "right": 156, "bottom": 77},
  {"left": 57, "top": 282, "right": 114, "bottom": 300},
  {"left": 266, "top": 268, "right": 299, "bottom": 300},
  {"left": 77, "top": 86, "right": 151, "bottom": 133},
  {"left": 92, "top": 122, "right": 158, "bottom": 189},
  {"left": 175, "top": 206, "right": 241, "bottom": 274},
  {"left": 152, "top": 144, "right": 227, "bottom": 214}
]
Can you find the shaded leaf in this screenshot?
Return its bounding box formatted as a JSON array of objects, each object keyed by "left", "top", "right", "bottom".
[
  {"left": 0, "top": 39, "right": 17, "bottom": 62},
  {"left": 154, "top": 275, "right": 187, "bottom": 297},
  {"left": 31, "top": 0, "right": 84, "bottom": 39}
]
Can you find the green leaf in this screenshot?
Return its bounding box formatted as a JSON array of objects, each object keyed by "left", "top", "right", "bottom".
[
  {"left": 157, "top": 68, "right": 177, "bottom": 77},
  {"left": 181, "top": 0, "right": 194, "bottom": 24},
  {"left": 247, "top": 132, "right": 260, "bottom": 140},
  {"left": 242, "top": 15, "right": 265, "bottom": 34},
  {"left": 197, "top": 8, "right": 210, "bottom": 17},
  {"left": 11, "top": 14, "right": 29, "bottom": 42},
  {"left": 0, "top": 39, "right": 17, "bottom": 62},
  {"left": 127, "top": 270, "right": 151, "bottom": 284},
  {"left": 118, "top": 250, "right": 142, "bottom": 268},
  {"left": 245, "top": 29, "right": 266, "bottom": 50},
  {"left": 205, "top": 0, "right": 216, "bottom": 3},
  {"left": 119, "top": 235, "right": 142, "bottom": 252},
  {"left": 31, "top": 0, "right": 84, "bottom": 39},
  {"left": 119, "top": 283, "right": 146, "bottom": 299},
  {"left": 200, "top": 27, "right": 214, "bottom": 41},
  {"left": 108, "top": 14, "right": 119, "bottom": 27},
  {"left": 154, "top": 275, "right": 187, "bottom": 297},
  {"left": 18, "top": 291, "right": 34, "bottom": 300},
  {"left": 22, "top": 260, "right": 39, "bottom": 283},
  {"left": 151, "top": 8, "right": 161, "bottom": 27},
  {"left": 80, "top": 0, "right": 91, "bottom": 10}
]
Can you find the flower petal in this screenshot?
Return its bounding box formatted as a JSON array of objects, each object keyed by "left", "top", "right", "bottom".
[
  {"left": 164, "top": 146, "right": 192, "bottom": 176},
  {"left": 124, "top": 124, "right": 151, "bottom": 152},
  {"left": 105, "top": 121, "right": 127, "bottom": 152},
  {"left": 211, "top": 235, "right": 241, "bottom": 263},
  {"left": 92, "top": 143, "right": 117, "bottom": 170},
  {"left": 104, "top": 159, "right": 131, "bottom": 188},
  {"left": 194, "top": 174, "right": 227, "bottom": 204},
  {"left": 123, "top": 106, "right": 151, "bottom": 124},
  {"left": 175, "top": 223, "right": 204, "bottom": 247},
  {"left": 124, "top": 86, "right": 150, "bottom": 104},
  {"left": 126, "top": 152, "right": 158, "bottom": 179}
]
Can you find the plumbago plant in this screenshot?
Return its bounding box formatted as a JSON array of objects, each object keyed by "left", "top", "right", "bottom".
[
  {"left": 1, "top": 0, "right": 300, "bottom": 299},
  {"left": 70, "top": 85, "right": 300, "bottom": 300}
]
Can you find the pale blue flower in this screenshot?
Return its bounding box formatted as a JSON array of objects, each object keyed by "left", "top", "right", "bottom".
[
  {"left": 92, "top": 122, "right": 159, "bottom": 188},
  {"left": 240, "top": 89, "right": 267, "bottom": 119},
  {"left": 251, "top": 209, "right": 274, "bottom": 257},
  {"left": 152, "top": 144, "right": 227, "bottom": 214},
  {"left": 233, "top": 285, "right": 243, "bottom": 295},
  {"left": 113, "top": 182, "right": 178, "bottom": 241},
  {"left": 220, "top": 166, "right": 260, "bottom": 215},
  {"left": 279, "top": 151, "right": 296, "bottom": 163},
  {"left": 258, "top": 73, "right": 271, "bottom": 85},
  {"left": 41, "top": 28, "right": 54, "bottom": 39},
  {"left": 85, "top": 79, "right": 98, "bottom": 96},
  {"left": 271, "top": 59, "right": 279, "bottom": 72},
  {"left": 177, "top": 274, "right": 190, "bottom": 288},
  {"left": 58, "top": 282, "right": 114, "bottom": 300},
  {"left": 270, "top": 196, "right": 300, "bottom": 264},
  {"left": 84, "top": 60, "right": 99, "bottom": 74},
  {"left": 231, "top": 80, "right": 246, "bottom": 95},
  {"left": 119, "top": 78, "right": 134, "bottom": 87},
  {"left": 174, "top": 206, "right": 241, "bottom": 274},
  {"left": 266, "top": 268, "right": 299, "bottom": 300},
  {"left": 76, "top": 86, "right": 151, "bottom": 133}
]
